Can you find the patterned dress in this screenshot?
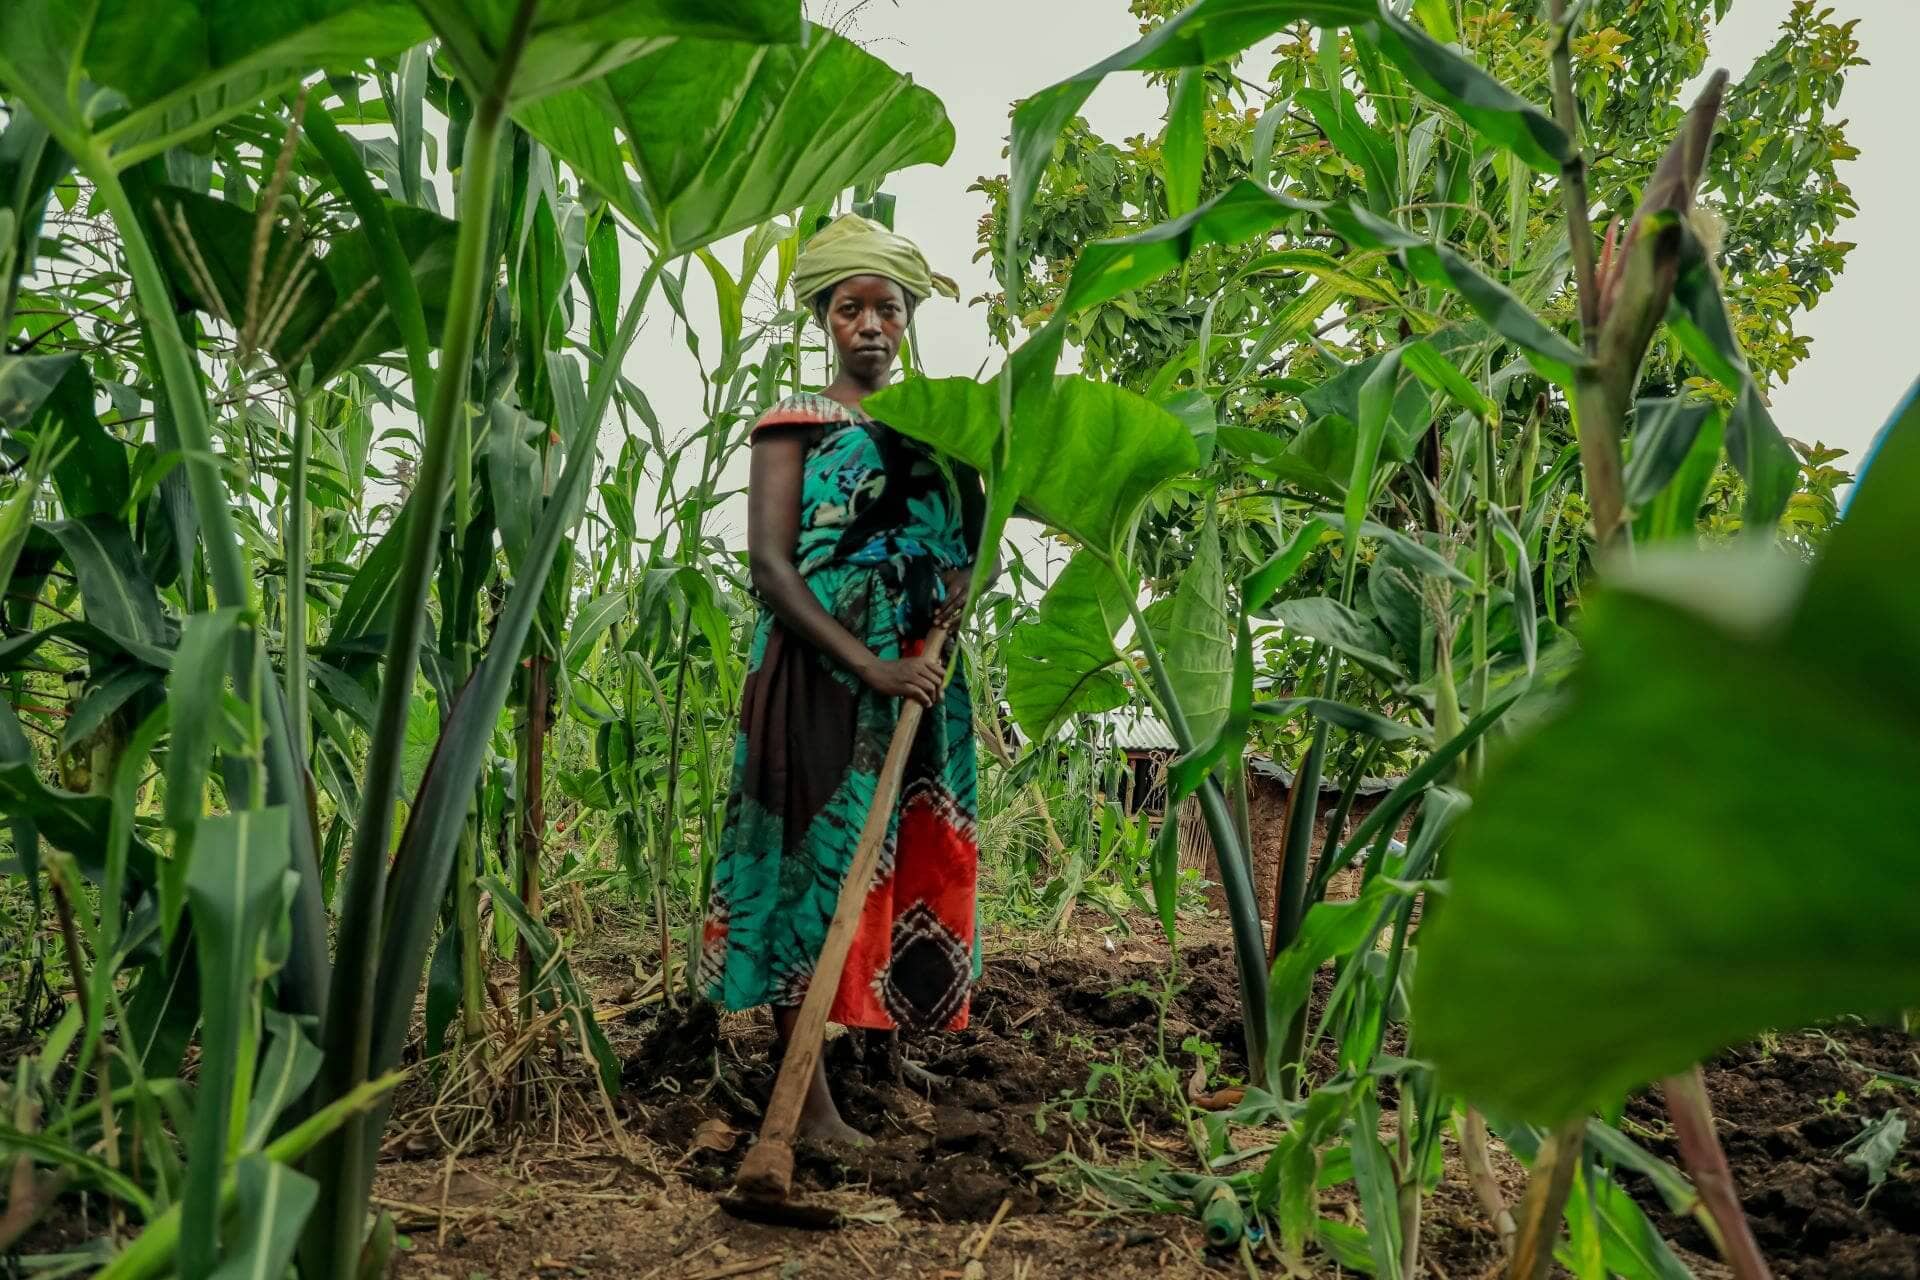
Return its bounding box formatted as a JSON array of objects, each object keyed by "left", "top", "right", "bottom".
[{"left": 701, "top": 392, "right": 982, "bottom": 1032}]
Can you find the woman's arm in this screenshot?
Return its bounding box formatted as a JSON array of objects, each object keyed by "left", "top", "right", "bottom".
[{"left": 748, "top": 432, "right": 945, "bottom": 707}]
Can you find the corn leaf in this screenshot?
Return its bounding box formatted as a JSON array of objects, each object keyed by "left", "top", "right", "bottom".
[
  {"left": 208, "top": 1155, "right": 319, "bottom": 1280},
  {"left": 45, "top": 517, "right": 172, "bottom": 667},
  {"left": 1004, "top": 0, "right": 1376, "bottom": 290},
  {"left": 480, "top": 875, "right": 620, "bottom": 1093},
  {"left": 1365, "top": 4, "right": 1571, "bottom": 174},
  {"left": 1166, "top": 507, "right": 1234, "bottom": 748},
  {"left": 1664, "top": 223, "right": 1797, "bottom": 529},
  {"left": 182, "top": 806, "right": 294, "bottom": 1280},
  {"left": 1245, "top": 517, "right": 1332, "bottom": 612},
  {"left": 1163, "top": 67, "right": 1207, "bottom": 219}
]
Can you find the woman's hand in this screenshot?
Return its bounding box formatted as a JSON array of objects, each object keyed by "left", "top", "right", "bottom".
[
  {"left": 934, "top": 566, "right": 973, "bottom": 629},
  {"left": 859, "top": 650, "right": 948, "bottom": 708}
]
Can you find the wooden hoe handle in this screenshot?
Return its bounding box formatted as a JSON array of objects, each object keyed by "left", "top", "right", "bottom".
[{"left": 734, "top": 626, "right": 951, "bottom": 1200}]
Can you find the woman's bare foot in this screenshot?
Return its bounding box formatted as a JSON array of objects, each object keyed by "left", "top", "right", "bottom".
[
  {"left": 797, "top": 1102, "right": 870, "bottom": 1147},
  {"left": 774, "top": 1006, "right": 870, "bottom": 1147}
]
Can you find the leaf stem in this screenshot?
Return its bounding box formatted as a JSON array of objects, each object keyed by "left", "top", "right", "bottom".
[
  {"left": 1122, "top": 588, "right": 1270, "bottom": 1082},
  {"left": 89, "top": 168, "right": 251, "bottom": 611},
  {"left": 285, "top": 388, "right": 311, "bottom": 760},
  {"left": 306, "top": 1, "right": 535, "bottom": 1271},
  {"left": 1664, "top": 1067, "right": 1775, "bottom": 1280},
  {"left": 1547, "top": 0, "right": 1601, "bottom": 353}
]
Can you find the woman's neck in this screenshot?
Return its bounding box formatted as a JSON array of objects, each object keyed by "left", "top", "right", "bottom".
[{"left": 822, "top": 370, "right": 889, "bottom": 417}]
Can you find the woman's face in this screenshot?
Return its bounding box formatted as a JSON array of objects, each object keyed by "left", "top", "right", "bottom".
[{"left": 823, "top": 275, "right": 911, "bottom": 385}]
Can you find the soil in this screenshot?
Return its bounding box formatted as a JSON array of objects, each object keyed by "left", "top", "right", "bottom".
[
  {"left": 11, "top": 911, "right": 1910, "bottom": 1277},
  {"left": 365, "top": 915, "right": 1919, "bottom": 1280},
  {"left": 1624, "top": 1029, "right": 1920, "bottom": 1280}
]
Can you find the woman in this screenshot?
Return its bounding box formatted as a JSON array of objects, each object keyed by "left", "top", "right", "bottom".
[{"left": 701, "top": 215, "right": 984, "bottom": 1145}]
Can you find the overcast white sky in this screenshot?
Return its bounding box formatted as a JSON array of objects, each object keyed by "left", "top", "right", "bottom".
[{"left": 627, "top": 1, "right": 1917, "bottom": 553}]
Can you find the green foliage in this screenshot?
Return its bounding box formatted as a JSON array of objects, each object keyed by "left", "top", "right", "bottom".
[
  {"left": 0, "top": 0, "right": 953, "bottom": 1273},
  {"left": 518, "top": 23, "right": 955, "bottom": 255},
  {"left": 1416, "top": 390, "right": 1920, "bottom": 1123},
  {"left": 1003, "top": 551, "right": 1134, "bottom": 744}
]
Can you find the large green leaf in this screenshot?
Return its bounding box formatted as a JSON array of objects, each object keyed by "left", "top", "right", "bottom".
[
  {"left": 31, "top": 358, "right": 133, "bottom": 523},
  {"left": 485, "top": 402, "right": 544, "bottom": 572},
  {"left": 1415, "top": 402, "right": 1920, "bottom": 1123},
  {"left": 1163, "top": 67, "right": 1206, "bottom": 219},
  {"left": 1298, "top": 84, "right": 1395, "bottom": 214},
  {"left": 164, "top": 608, "right": 243, "bottom": 835},
  {"left": 1004, "top": 551, "right": 1134, "bottom": 745},
  {"left": 0, "top": 0, "right": 427, "bottom": 170},
  {"left": 0, "top": 353, "right": 76, "bottom": 427},
  {"left": 519, "top": 23, "right": 952, "bottom": 256},
  {"left": 1266, "top": 596, "right": 1403, "bottom": 685},
  {"left": 869, "top": 374, "right": 1198, "bottom": 563},
  {"left": 60, "top": 665, "right": 160, "bottom": 754},
  {"left": 242, "top": 1013, "right": 325, "bottom": 1152},
  {"left": 0, "top": 760, "right": 160, "bottom": 888},
  {"left": 419, "top": 0, "right": 798, "bottom": 106},
  {"left": 46, "top": 516, "right": 171, "bottom": 664},
  {"left": 1664, "top": 225, "right": 1796, "bottom": 529}
]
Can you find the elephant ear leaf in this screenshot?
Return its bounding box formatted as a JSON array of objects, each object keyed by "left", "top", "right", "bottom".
[
  {"left": 1005, "top": 550, "right": 1135, "bottom": 745},
  {"left": 0, "top": 0, "right": 428, "bottom": 169},
  {"left": 423, "top": 0, "right": 801, "bottom": 107},
  {"left": 518, "top": 22, "right": 953, "bottom": 256}
]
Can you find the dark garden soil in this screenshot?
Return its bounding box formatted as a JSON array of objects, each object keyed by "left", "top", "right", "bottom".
[
  {"left": 1625, "top": 1028, "right": 1920, "bottom": 1280},
  {"left": 368, "top": 915, "right": 1920, "bottom": 1280}
]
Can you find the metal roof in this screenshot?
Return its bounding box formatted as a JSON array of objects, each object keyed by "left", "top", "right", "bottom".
[{"left": 1088, "top": 705, "right": 1180, "bottom": 752}]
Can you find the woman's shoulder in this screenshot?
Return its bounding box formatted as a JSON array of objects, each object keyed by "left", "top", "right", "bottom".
[{"left": 751, "top": 392, "right": 867, "bottom": 436}]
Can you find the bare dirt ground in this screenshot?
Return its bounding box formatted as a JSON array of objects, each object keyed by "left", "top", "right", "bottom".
[{"left": 370, "top": 915, "right": 1920, "bottom": 1280}]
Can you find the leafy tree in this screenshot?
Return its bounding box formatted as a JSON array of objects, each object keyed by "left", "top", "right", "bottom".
[{"left": 972, "top": 0, "right": 1860, "bottom": 563}]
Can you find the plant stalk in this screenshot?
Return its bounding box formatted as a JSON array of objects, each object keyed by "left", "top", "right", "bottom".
[
  {"left": 1507, "top": 1115, "right": 1586, "bottom": 1280},
  {"left": 285, "top": 389, "right": 312, "bottom": 761},
  {"left": 661, "top": 612, "right": 695, "bottom": 992},
  {"left": 1547, "top": 0, "right": 1601, "bottom": 352},
  {"left": 1664, "top": 1067, "right": 1774, "bottom": 1280},
  {"left": 1125, "top": 593, "right": 1269, "bottom": 1082},
  {"left": 303, "top": 2, "right": 530, "bottom": 1269},
  {"left": 513, "top": 653, "right": 550, "bottom": 1116},
  {"left": 456, "top": 822, "right": 488, "bottom": 1050},
  {"left": 1461, "top": 1109, "right": 1518, "bottom": 1253}
]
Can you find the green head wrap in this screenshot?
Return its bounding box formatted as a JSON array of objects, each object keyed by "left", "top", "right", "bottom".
[{"left": 793, "top": 213, "right": 959, "bottom": 310}]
